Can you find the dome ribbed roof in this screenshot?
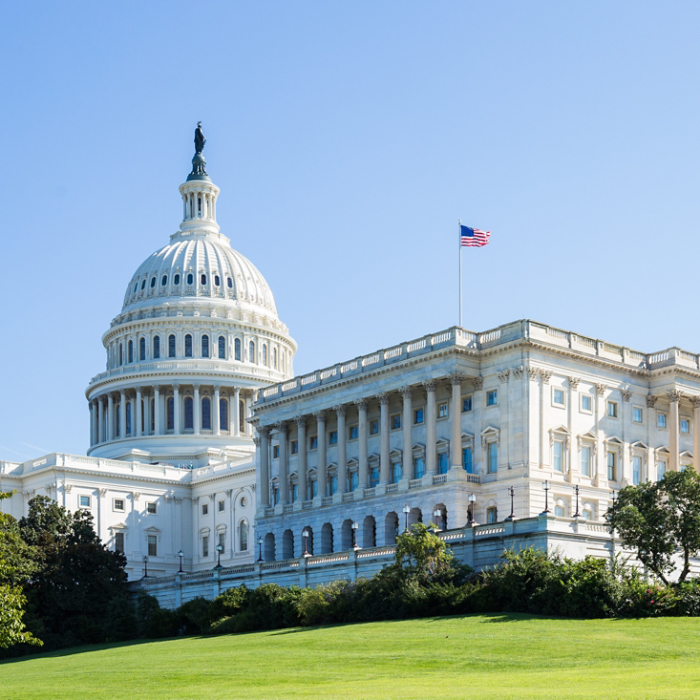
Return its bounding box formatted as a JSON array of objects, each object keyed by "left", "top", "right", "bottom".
[{"left": 122, "top": 233, "right": 277, "bottom": 315}]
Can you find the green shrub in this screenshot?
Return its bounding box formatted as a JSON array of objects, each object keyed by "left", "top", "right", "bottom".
[
  {"left": 177, "top": 597, "right": 217, "bottom": 634},
  {"left": 674, "top": 580, "right": 700, "bottom": 616}
]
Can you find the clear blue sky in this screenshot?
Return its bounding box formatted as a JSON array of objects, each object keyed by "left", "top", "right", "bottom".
[{"left": 2, "top": 1, "right": 700, "bottom": 461}]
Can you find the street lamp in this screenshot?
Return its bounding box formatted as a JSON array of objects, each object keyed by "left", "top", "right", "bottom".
[
  {"left": 177, "top": 549, "right": 184, "bottom": 573},
  {"left": 542, "top": 480, "right": 551, "bottom": 514},
  {"left": 215, "top": 543, "right": 223, "bottom": 569},
  {"left": 433, "top": 508, "right": 442, "bottom": 531},
  {"left": 505, "top": 486, "right": 516, "bottom": 521},
  {"left": 257, "top": 536, "right": 263, "bottom": 563},
  {"left": 402, "top": 504, "right": 410, "bottom": 532},
  {"left": 467, "top": 493, "right": 477, "bottom": 526},
  {"left": 573, "top": 485, "right": 581, "bottom": 518},
  {"left": 351, "top": 521, "right": 359, "bottom": 550},
  {"left": 142, "top": 555, "right": 149, "bottom": 579},
  {"left": 302, "top": 528, "right": 311, "bottom": 557}
]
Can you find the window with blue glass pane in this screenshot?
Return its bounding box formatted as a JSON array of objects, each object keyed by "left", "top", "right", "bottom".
[
  {"left": 553, "top": 441, "right": 563, "bottom": 472},
  {"left": 311, "top": 480, "right": 318, "bottom": 497},
  {"left": 139, "top": 337, "right": 146, "bottom": 361},
  {"left": 462, "top": 397, "right": 472, "bottom": 412},
  {"left": 391, "top": 414, "right": 401, "bottom": 430},
  {"left": 657, "top": 461, "right": 666, "bottom": 480},
  {"left": 309, "top": 435, "right": 318, "bottom": 450},
  {"left": 486, "top": 390, "right": 497, "bottom": 406},
  {"left": 153, "top": 335, "right": 160, "bottom": 359},
  {"left": 202, "top": 397, "right": 211, "bottom": 430},
  {"left": 414, "top": 408, "right": 424, "bottom": 424},
  {"left": 201, "top": 335, "right": 210, "bottom": 358},
  {"left": 415, "top": 457, "right": 425, "bottom": 479},
  {"left": 330, "top": 475, "right": 338, "bottom": 494},
  {"left": 234, "top": 338, "right": 241, "bottom": 360},
  {"left": 487, "top": 442, "right": 498, "bottom": 473},
  {"left": 292, "top": 484, "right": 298, "bottom": 502},
  {"left": 349, "top": 425, "right": 358, "bottom": 440},
  {"left": 185, "top": 334, "right": 193, "bottom": 357},
  {"left": 350, "top": 472, "right": 359, "bottom": 491},
  {"left": 329, "top": 431, "right": 338, "bottom": 445},
  {"left": 168, "top": 334, "right": 176, "bottom": 358},
  {"left": 184, "top": 397, "right": 194, "bottom": 430},
  {"left": 128, "top": 340, "right": 133, "bottom": 363},
  {"left": 126, "top": 402, "right": 132, "bottom": 436},
  {"left": 370, "top": 420, "right": 379, "bottom": 435},
  {"left": 438, "top": 453, "right": 448, "bottom": 474},
  {"left": 218, "top": 336, "right": 226, "bottom": 359},
  {"left": 166, "top": 397, "right": 174, "bottom": 430},
  {"left": 391, "top": 463, "right": 403, "bottom": 484},
  {"left": 291, "top": 440, "right": 298, "bottom": 454},
  {"left": 462, "top": 447, "right": 473, "bottom": 473},
  {"left": 633, "top": 456, "right": 641, "bottom": 485},
  {"left": 273, "top": 488, "right": 279, "bottom": 505},
  {"left": 370, "top": 467, "right": 379, "bottom": 487}
]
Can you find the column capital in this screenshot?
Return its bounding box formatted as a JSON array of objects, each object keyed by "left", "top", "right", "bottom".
[
  {"left": 354, "top": 397, "right": 369, "bottom": 409},
  {"left": 399, "top": 385, "right": 413, "bottom": 398},
  {"left": 334, "top": 404, "right": 347, "bottom": 416},
  {"left": 690, "top": 396, "right": 700, "bottom": 409},
  {"left": 258, "top": 425, "right": 271, "bottom": 438},
  {"left": 646, "top": 394, "right": 658, "bottom": 408},
  {"left": 526, "top": 365, "right": 539, "bottom": 381},
  {"left": 569, "top": 376, "right": 581, "bottom": 390},
  {"left": 274, "top": 420, "right": 288, "bottom": 434},
  {"left": 540, "top": 371, "right": 552, "bottom": 385},
  {"left": 193, "top": 383, "right": 201, "bottom": 391},
  {"left": 667, "top": 390, "right": 682, "bottom": 404},
  {"left": 621, "top": 389, "right": 632, "bottom": 402},
  {"left": 449, "top": 373, "right": 465, "bottom": 386},
  {"left": 294, "top": 415, "right": 307, "bottom": 428},
  {"left": 595, "top": 382, "right": 606, "bottom": 396},
  {"left": 422, "top": 380, "right": 437, "bottom": 392},
  {"left": 253, "top": 436, "right": 261, "bottom": 447},
  {"left": 313, "top": 409, "right": 326, "bottom": 420},
  {"left": 498, "top": 370, "right": 510, "bottom": 384},
  {"left": 377, "top": 392, "right": 390, "bottom": 406}
]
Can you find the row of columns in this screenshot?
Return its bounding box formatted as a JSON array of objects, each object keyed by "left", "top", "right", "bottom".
[
  {"left": 257, "top": 376, "right": 466, "bottom": 508},
  {"left": 89, "top": 385, "right": 253, "bottom": 446}
]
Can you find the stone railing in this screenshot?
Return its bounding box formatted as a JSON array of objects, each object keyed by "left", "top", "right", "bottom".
[{"left": 256, "top": 320, "right": 700, "bottom": 407}]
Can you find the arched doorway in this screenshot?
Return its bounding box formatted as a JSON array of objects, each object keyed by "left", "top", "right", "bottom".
[
  {"left": 362, "top": 515, "right": 376, "bottom": 548},
  {"left": 263, "top": 532, "right": 276, "bottom": 562},
  {"left": 384, "top": 512, "right": 399, "bottom": 545},
  {"left": 282, "top": 529, "right": 294, "bottom": 559},
  {"left": 408, "top": 507, "right": 422, "bottom": 529},
  {"left": 432, "top": 503, "right": 447, "bottom": 530},
  {"left": 320, "top": 523, "right": 334, "bottom": 554},
  {"left": 341, "top": 519, "right": 354, "bottom": 550}
]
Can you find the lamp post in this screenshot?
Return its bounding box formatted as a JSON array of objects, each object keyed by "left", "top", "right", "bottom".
[
  {"left": 302, "top": 528, "right": 310, "bottom": 557},
  {"left": 215, "top": 543, "right": 223, "bottom": 569},
  {"left": 542, "top": 480, "right": 551, "bottom": 514},
  {"left": 467, "top": 493, "right": 477, "bottom": 526},
  {"left": 505, "top": 486, "right": 515, "bottom": 521},
  {"left": 402, "top": 504, "right": 410, "bottom": 533},
  {"left": 433, "top": 508, "right": 442, "bottom": 531},
  {"left": 257, "top": 536, "right": 263, "bottom": 563},
  {"left": 351, "top": 521, "right": 359, "bottom": 550},
  {"left": 142, "top": 555, "right": 149, "bottom": 579},
  {"left": 573, "top": 485, "right": 581, "bottom": 518},
  {"left": 177, "top": 549, "right": 184, "bottom": 573}
]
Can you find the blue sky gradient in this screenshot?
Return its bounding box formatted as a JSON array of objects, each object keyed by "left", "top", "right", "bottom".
[{"left": 2, "top": 1, "right": 699, "bottom": 460}]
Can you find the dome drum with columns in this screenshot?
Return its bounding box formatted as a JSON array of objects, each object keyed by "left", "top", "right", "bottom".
[{"left": 86, "top": 127, "right": 296, "bottom": 466}]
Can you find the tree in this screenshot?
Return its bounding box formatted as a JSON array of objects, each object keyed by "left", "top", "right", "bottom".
[
  {"left": 607, "top": 469, "right": 700, "bottom": 584},
  {"left": 19, "top": 496, "right": 128, "bottom": 649},
  {"left": 0, "top": 493, "right": 40, "bottom": 649}
]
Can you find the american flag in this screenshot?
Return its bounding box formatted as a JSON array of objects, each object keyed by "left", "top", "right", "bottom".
[{"left": 460, "top": 225, "right": 490, "bottom": 247}]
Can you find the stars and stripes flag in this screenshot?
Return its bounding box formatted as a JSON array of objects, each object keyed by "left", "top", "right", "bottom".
[{"left": 460, "top": 224, "right": 490, "bottom": 247}]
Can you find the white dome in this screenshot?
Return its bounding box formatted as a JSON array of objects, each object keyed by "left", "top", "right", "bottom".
[{"left": 122, "top": 232, "right": 278, "bottom": 317}]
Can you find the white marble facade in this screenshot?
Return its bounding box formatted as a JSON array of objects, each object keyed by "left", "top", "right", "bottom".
[{"left": 3, "top": 135, "right": 700, "bottom": 583}]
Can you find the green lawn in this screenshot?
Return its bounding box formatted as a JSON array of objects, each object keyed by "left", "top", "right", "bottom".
[{"left": 2, "top": 615, "right": 700, "bottom": 700}]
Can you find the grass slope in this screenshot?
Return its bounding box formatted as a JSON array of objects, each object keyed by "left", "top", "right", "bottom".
[{"left": 2, "top": 615, "right": 700, "bottom": 700}]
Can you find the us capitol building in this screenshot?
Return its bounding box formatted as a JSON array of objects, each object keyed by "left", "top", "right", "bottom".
[{"left": 3, "top": 127, "right": 700, "bottom": 602}]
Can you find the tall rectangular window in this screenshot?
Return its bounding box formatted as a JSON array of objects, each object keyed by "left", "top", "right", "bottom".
[
  {"left": 580, "top": 395, "right": 592, "bottom": 413},
  {"left": 370, "top": 467, "right": 379, "bottom": 487},
  {"left": 633, "top": 456, "right": 642, "bottom": 485},
  {"left": 553, "top": 441, "right": 563, "bottom": 472},
  {"left": 487, "top": 442, "right": 498, "bottom": 473},
  {"left": 309, "top": 435, "right": 318, "bottom": 450},
  {"left": 657, "top": 461, "right": 666, "bottom": 481},
  {"left": 553, "top": 389, "right": 565, "bottom": 406},
  {"left": 148, "top": 535, "right": 157, "bottom": 557},
  {"left": 487, "top": 507, "right": 498, "bottom": 524},
  {"left": 415, "top": 457, "right": 425, "bottom": 479},
  {"left": 291, "top": 440, "right": 299, "bottom": 454},
  {"left": 348, "top": 425, "right": 358, "bottom": 440},
  {"left": 391, "top": 414, "right": 401, "bottom": 430},
  {"left": 607, "top": 401, "right": 618, "bottom": 418},
  {"left": 329, "top": 431, "right": 338, "bottom": 445},
  {"left": 633, "top": 407, "right": 643, "bottom": 423},
  {"left": 462, "top": 397, "right": 472, "bottom": 413},
  {"left": 414, "top": 408, "right": 424, "bottom": 425},
  {"left": 438, "top": 453, "right": 448, "bottom": 474},
  {"left": 218, "top": 533, "right": 225, "bottom": 550},
  {"left": 438, "top": 403, "right": 448, "bottom": 418},
  {"left": 370, "top": 420, "right": 380, "bottom": 435},
  {"left": 114, "top": 532, "right": 124, "bottom": 553},
  {"left": 657, "top": 413, "right": 667, "bottom": 428},
  {"left": 681, "top": 418, "right": 690, "bottom": 434},
  {"left": 580, "top": 446, "right": 591, "bottom": 477},
  {"left": 153, "top": 336, "right": 160, "bottom": 359},
  {"left": 462, "top": 447, "right": 473, "bottom": 474},
  {"left": 202, "top": 536, "right": 209, "bottom": 558},
  {"left": 486, "top": 390, "right": 498, "bottom": 407},
  {"left": 607, "top": 451, "right": 616, "bottom": 481}
]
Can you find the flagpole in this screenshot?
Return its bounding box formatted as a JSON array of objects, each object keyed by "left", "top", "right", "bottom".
[{"left": 458, "top": 220, "right": 462, "bottom": 328}]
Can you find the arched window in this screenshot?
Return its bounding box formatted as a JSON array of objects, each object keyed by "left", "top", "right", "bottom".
[
  {"left": 249, "top": 340, "right": 255, "bottom": 363},
  {"left": 218, "top": 336, "right": 226, "bottom": 359},
  {"left": 153, "top": 336, "right": 160, "bottom": 359},
  {"left": 126, "top": 402, "right": 132, "bottom": 435},
  {"left": 161, "top": 275, "right": 168, "bottom": 286},
  {"left": 184, "top": 397, "right": 194, "bottom": 430},
  {"left": 262, "top": 345, "right": 268, "bottom": 366},
  {"left": 128, "top": 340, "right": 134, "bottom": 363},
  {"left": 185, "top": 334, "right": 193, "bottom": 357},
  {"left": 119, "top": 344, "right": 123, "bottom": 366},
  {"left": 201, "top": 273, "right": 207, "bottom": 285},
  {"left": 168, "top": 334, "right": 176, "bottom": 358},
  {"left": 239, "top": 399, "right": 245, "bottom": 433},
  {"left": 239, "top": 520, "right": 248, "bottom": 551},
  {"left": 150, "top": 398, "right": 155, "bottom": 433},
  {"left": 150, "top": 276, "right": 156, "bottom": 288},
  {"left": 187, "top": 273, "right": 194, "bottom": 285},
  {"left": 214, "top": 275, "right": 220, "bottom": 286},
  {"left": 220, "top": 398, "right": 228, "bottom": 431},
  {"left": 234, "top": 338, "right": 241, "bottom": 361},
  {"left": 273, "top": 347, "right": 277, "bottom": 369},
  {"left": 166, "top": 397, "right": 174, "bottom": 431},
  {"left": 201, "top": 335, "right": 209, "bottom": 358},
  {"left": 202, "top": 397, "right": 211, "bottom": 430},
  {"left": 139, "top": 337, "right": 146, "bottom": 361},
  {"left": 173, "top": 273, "right": 180, "bottom": 285},
  {"left": 141, "top": 279, "right": 146, "bottom": 290},
  {"left": 227, "top": 277, "right": 233, "bottom": 288}
]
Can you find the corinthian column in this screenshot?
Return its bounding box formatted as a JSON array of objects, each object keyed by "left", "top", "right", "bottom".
[
  {"left": 135, "top": 387, "right": 143, "bottom": 437},
  {"left": 194, "top": 385, "right": 201, "bottom": 435},
  {"left": 277, "top": 422, "right": 289, "bottom": 504},
  {"left": 173, "top": 384, "right": 181, "bottom": 434},
  {"left": 98, "top": 398, "right": 105, "bottom": 443},
  {"left": 400, "top": 386, "right": 413, "bottom": 481},
  {"left": 424, "top": 381, "right": 437, "bottom": 477},
  {"left": 335, "top": 405, "right": 347, "bottom": 495},
  {"left": 214, "top": 386, "right": 221, "bottom": 436},
  {"left": 356, "top": 399, "right": 368, "bottom": 489},
  {"left": 119, "top": 390, "right": 126, "bottom": 438},
  {"left": 450, "top": 375, "right": 464, "bottom": 470},
  {"left": 296, "top": 416, "right": 308, "bottom": 500},
  {"left": 669, "top": 390, "right": 681, "bottom": 472},
  {"left": 258, "top": 426, "right": 270, "bottom": 508},
  {"left": 379, "top": 393, "right": 390, "bottom": 485},
  {"left": 315, "top": 411, "right": 327, "bottom": 498}
]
